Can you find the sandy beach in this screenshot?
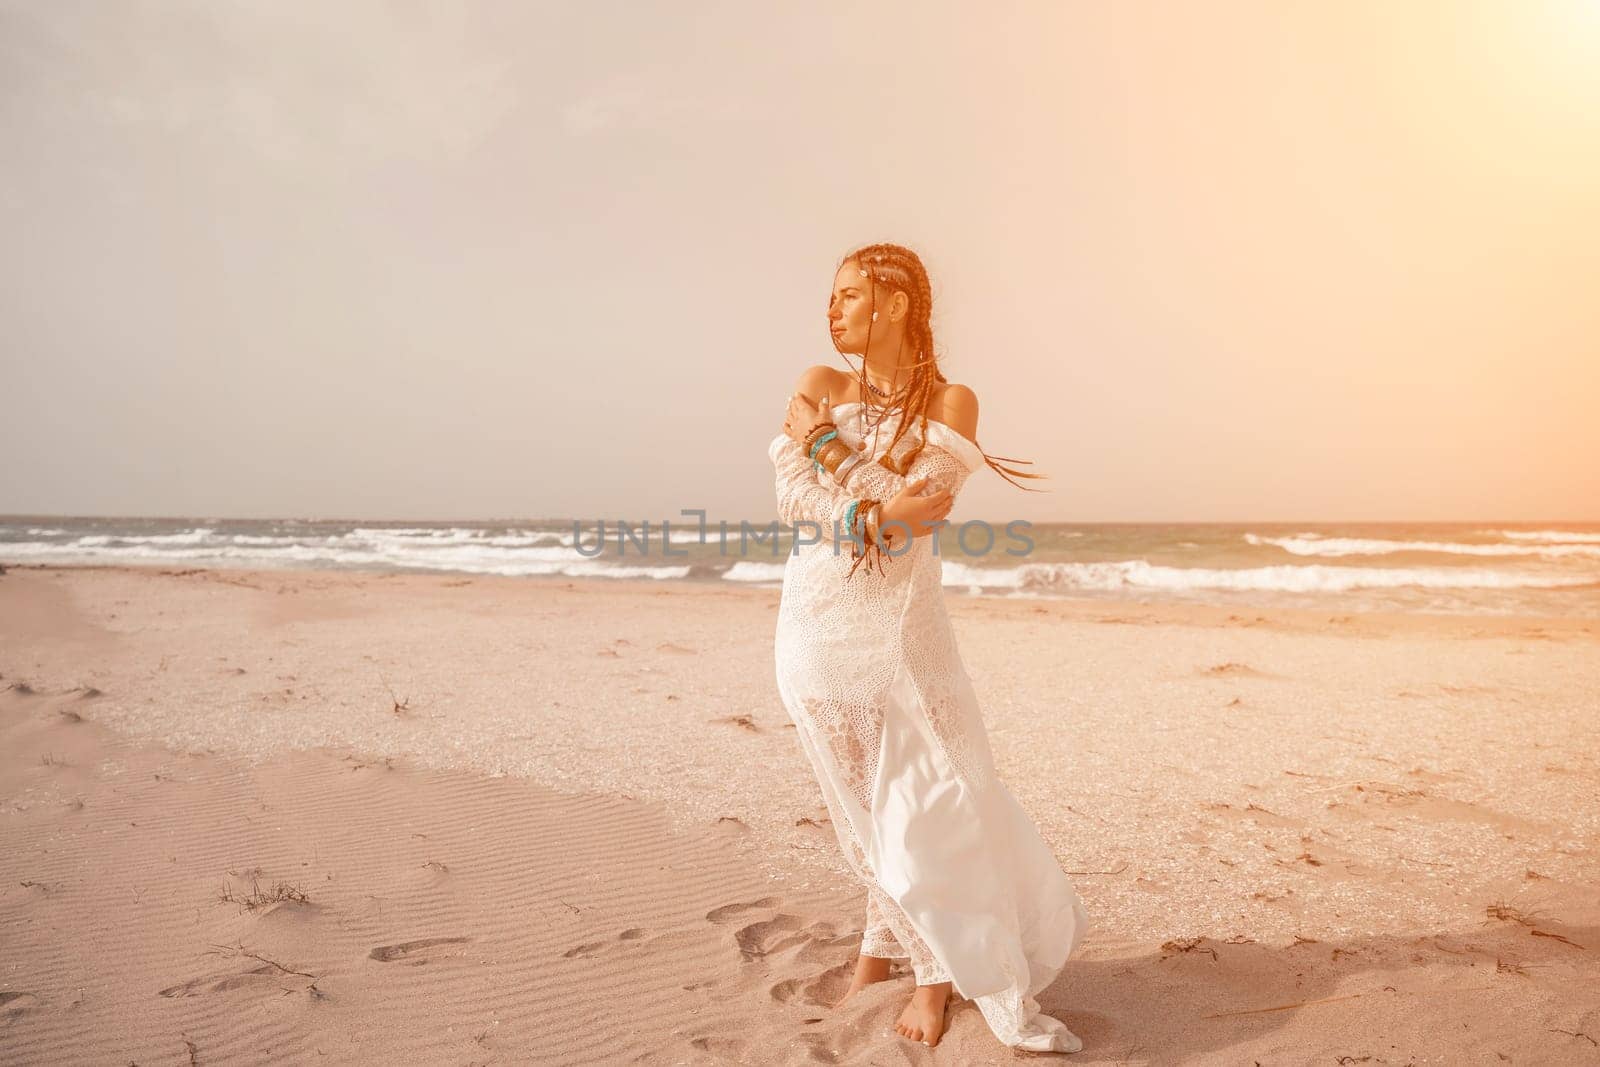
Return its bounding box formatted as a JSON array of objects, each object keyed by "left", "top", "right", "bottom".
[{"left": 2, "top": 563, "right": 1597, "bottom": 1064}]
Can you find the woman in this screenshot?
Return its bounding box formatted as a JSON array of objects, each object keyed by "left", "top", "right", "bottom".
[{"left": 769, "top": 242, "right": 1090, "bottom": 1053}]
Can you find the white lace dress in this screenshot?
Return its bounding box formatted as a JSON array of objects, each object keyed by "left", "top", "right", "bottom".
[{"left": 768, "top": 400, "right": 1090, "bottom": 1053}]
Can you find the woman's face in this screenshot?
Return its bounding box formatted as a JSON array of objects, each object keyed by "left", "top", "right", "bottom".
[{"left": 827, "top": 261, "right": 875, "bottom": 354}]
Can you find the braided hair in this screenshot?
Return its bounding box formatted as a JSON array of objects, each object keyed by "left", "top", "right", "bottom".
[{"left": 840, "top": 242, "right": 1045, "bottom": 492}]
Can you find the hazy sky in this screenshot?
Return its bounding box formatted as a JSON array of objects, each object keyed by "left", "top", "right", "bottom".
[{"left": 3, "top": 1, "right": 1596, "bottom": 522}]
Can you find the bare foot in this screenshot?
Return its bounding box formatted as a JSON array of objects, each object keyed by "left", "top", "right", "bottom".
[
  {"left": 830, "top": 954, "right": 894, "bottom": 1009},
  {"left": 894, "top": 980, "right": 952, "bottom": 1047}
]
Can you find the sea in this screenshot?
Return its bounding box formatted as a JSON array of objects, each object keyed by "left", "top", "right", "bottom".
[{"left": 3, "top": 517, "right": 1598, "bottom": 618}]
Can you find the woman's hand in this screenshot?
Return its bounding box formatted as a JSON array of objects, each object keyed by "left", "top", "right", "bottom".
[
  {"left": 784, "top": 392, "right": 834, "bottom": 446},
  {"left": 879, "top": 476, "right": 953, "bottom": 548}
]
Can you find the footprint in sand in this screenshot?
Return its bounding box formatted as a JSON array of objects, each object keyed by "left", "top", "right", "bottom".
[
  {"left": 1, "top": 991, "right": 41, "bottom": 1022},
  {"left": 768, "top": 959, "right": 858, "bottom": 1007},
  {"left": 1403, "top": 765, "right": 1469, "bottom": 786},
  {"left": 711, "top": 815, "right": 749, "bottom": 836},
  {"left": 768, "top": 975, "right": 806, "bottom": 1002},
  {"left": 368, "top": 936, "right": 472, "bottom": 964},
  {"left": 561, "top": 928, "right": 650, "bottom": 959},
  {"left": 1199, "top": 661, "right": 1271, "bottom": 678},
  {"left": 1326, "top": 780, "right": 1553, "bottom": 835},
  {"left": 734, "top": 915, "right": 854, "bottom": 963},
  {"left": 797, "top": 1030, "right": 876, "bottom": 1062},
  {"left": 159, "top": 964, "right": 280, "bottom": 998},
  {"left": 705, "top": 896, "right": 781, "bottom": 924},
  {"left": 735, "top": 915, "right": 807, "bottom": 961},
  {"left": 688, "top": 1034, "right": 748, "bottom": 1059}
]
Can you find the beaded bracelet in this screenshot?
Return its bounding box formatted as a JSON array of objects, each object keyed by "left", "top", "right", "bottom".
[
  {"left": 845, "top": 497, "right": 888, "bottom": 580},
  {"left": 802, "top": 421, "right": 837, "bottom": 454},
  {"left": 808, "top": 428, "right": 838, "bottom": 461},
  {"left": 851, "top": 497, "right": 873, "bottom": 547}
]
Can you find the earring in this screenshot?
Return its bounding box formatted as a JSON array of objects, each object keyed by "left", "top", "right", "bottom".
[{"left": 871, "top": 312, "right": 879, "bottom": 322}]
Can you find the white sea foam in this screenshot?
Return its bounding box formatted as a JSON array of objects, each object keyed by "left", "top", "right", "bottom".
[
  {"left": 945, "top": 559, "right": 1594, "bottom": 594},
  {"left": 721, "top": 561, "right": 787, "bottom": 583},
  {"left": 118, "top": 527, "right": 218, "bottom": 545},
  {"left": 351, "top": 527, "right": 566, "bottom": 548},
  {"left": 940, "top": 560, "right": 1026, "bottom": 589},
  {"left": 1244, "top": 533, "right": 1600, "bottom": 559},
  {"left": 1494, "top": 530, "right": 1600, "bottom": 544},
  {"left": 0, "top": 534, "right": 689, "bottom": 581}
]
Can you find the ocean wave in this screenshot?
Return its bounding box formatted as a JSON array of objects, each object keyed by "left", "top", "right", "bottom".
[
  {"left": 1244, "top": 533, "right": 1600, "bottom": 559},
  {"left": 8, "top": 521, "right": 1598, "bottom": 608},
  {"left": 1493, "top": 529, "right": 1600, "bottom": 544},
  {"left": 943, "top": 559, "right": 1595, "bottom": 594},
  {"left": 22, "top": 527, "right": 573, "bottom": 553},
  {"left": 561, "top": 523, "right": 727, "bottom": 546},
  {"left": 721, "top": 561, "right": 787, "bottom": 583},
  {"left": 113, "top": 527, "right": 218, "bottom": 545},
  {"left": 0, "top": 537, "right": 688, "bottom": 580},
  {"left": 940, "top": 561, "right": 1026, "bottom": 589},
  {"left": 350, "top": 527, "right": 567, "bottom": 548}
]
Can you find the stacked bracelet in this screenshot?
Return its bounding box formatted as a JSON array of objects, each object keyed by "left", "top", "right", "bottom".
[
  {"left": 830, "top": 449, "right": 867, "bottom": 486},
  {"left": 852, "top": 498, "right": 876, "bottom": 547},
  {"left": 813, "top": 436, "right": 855, "bottom": 475},
  {"left": 802, "top": 421, "right": 836, "bottom": 454},
  {"left": 801, "top": 420, "right": 868, "bottom": 487},
  {"left": 807, "top": 429, "right": 838, "bottom": 466},
  {"left": 845, "top": 496, "right": 891, "bottom": 580},
  {"left": 864, "top": 500, "right": 883, "bottom": 549}
]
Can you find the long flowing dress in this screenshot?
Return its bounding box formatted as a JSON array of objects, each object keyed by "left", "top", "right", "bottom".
[{"left": 768, "top": 400, "right": 1091, "bottom": 1054}]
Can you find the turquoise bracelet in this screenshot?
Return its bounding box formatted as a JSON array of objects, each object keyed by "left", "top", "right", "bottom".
[
  {"left": 844, "top": 499, "right": 860, "bottom": 539},
  {"left": 809, "top": 429, "right": 838, "bottom": 470}
]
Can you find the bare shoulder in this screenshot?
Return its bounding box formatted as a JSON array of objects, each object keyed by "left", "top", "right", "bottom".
[
  {"left": 933, "top": 383, "right": 979, "bottom": 441},
  {"left": 791, "top": 364, "right": 849, "bottom": 403}
]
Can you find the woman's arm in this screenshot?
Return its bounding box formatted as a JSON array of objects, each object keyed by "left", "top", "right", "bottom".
[
  {"left": 769, "top": 431, "right": 855, "bottom": 541},
  {"left": 772, "top": 369, "right": 982, "bottom": 542},
  {"left": 769, "top": 432, "right": 977, "bottom": 543}
]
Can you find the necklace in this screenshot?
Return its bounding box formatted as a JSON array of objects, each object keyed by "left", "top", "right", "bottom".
[{"left": 859, "top": 393, "right": 898, "bottom": 433}]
